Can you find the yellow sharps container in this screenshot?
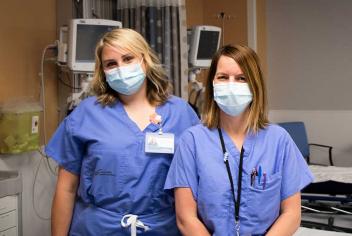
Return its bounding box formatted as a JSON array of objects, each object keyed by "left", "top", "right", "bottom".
[{"left": 0, "top": 102, "right": 42, "bottom": 154}]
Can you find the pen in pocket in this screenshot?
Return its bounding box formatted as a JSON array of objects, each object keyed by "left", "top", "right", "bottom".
[
  {"left": 258, "top": 165, "right": 262, "bottom": 185},
  {"left": 250, "top": 168, "right": 256, "bottom": 187}
]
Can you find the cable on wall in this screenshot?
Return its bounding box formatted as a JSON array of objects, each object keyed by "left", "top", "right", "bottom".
[
  {"left": 39, "top": 43, "right": 57, "bottom": 146},
  {"left": 32, "top": 43, "right": 60, "bottom": 221},
  {"left": 39, "top": 42, "right": 60, "bottom": 176}
]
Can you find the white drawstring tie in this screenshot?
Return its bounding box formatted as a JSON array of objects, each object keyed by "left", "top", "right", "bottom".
[{"left": 121, "top": 214, "right": 150, "bottom": 236}]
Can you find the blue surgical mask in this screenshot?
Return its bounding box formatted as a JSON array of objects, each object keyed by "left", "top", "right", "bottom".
[
  {"left": 105, "top": 60, "right": 145, "bottom": 95},
  {"left": 213, "top": 82, "right": 253, "bottom": 116}
]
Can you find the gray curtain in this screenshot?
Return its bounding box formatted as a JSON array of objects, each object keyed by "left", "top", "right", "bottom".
[{"left": 83, "top": 0, "right": 189, "bottom": 98}]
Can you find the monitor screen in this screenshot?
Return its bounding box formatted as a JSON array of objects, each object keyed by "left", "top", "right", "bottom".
[
  {"left": 197, "top": 31, "right": 221, "bottom": 60},
  {"left": 68, "top": 19, "right": 122, "bottom": 72},
  {"left": 188, "top": 25, "right": 221, "bottom": 68},
  {"left": 76, "top": 24, "right": 116, "bottom": 62}
]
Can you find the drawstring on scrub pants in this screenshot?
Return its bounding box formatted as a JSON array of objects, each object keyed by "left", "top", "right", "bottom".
[{"left": 121, "top": 214, "right": 150, "bottom": 236}]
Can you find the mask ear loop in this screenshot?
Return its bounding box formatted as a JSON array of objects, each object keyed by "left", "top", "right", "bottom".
[
  {"left": 139, "top": 53, "right": 145, "bottom": 66},
  {"left": 141, "top": 55, "right": 161, "bottom": 95},
  {"left": 138, "top": 56, "right": 146, "bottom": 74}
]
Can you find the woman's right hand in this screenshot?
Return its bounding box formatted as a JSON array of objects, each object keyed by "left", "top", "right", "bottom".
[{"left": 174, "top": 188, "right": 211, "bottom": 236}]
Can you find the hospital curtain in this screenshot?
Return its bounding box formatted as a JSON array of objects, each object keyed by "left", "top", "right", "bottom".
[
  {"left": 82, "top": 0, "right": 116, "bottom": 19},
  {"left": 82, "top": 0, "right": 189, "bottom": 98},
  {"left": 115, "top": 0, "right": 188, "bottom": 98}
]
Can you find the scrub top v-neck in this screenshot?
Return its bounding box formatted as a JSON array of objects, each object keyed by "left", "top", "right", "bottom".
[
  {"left": 117, "top": 101, "right": 161, "bottom": 135},
  {"left": 45, "top": 95, "right": 199, "bottom": 235}
]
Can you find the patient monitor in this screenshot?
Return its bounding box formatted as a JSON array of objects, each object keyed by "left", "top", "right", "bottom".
[
  {"left": 188, "top": 25, "right": 222, "bottom": 68},
  {"left": 187, "top": 25, "right": 221, "bottom": 115},
  {"left": 67, "top": 19, "right": 122, "bottom": 72}
]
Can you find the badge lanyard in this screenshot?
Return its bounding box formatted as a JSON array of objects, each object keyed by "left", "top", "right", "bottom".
[{"left": 218, "top": 128, "right": 244, "bottom": 236}]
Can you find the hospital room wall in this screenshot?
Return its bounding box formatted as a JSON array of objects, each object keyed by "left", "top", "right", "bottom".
[
  {"left": 0, "top": 1, "right": 57, "bottom": 236},
  {"left": 0, "top": 1, "right": 59, "bottom": 145},
  {"left": 186, "top": 0, "right": 248, "bottom": 45},
  {"left": 265, "top": 0, "right": 352, "bottom": 166}
]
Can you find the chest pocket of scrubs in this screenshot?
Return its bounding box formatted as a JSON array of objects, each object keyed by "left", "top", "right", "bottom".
[{"left": 247, "top": 172, "right": 282, "bottom": 232}]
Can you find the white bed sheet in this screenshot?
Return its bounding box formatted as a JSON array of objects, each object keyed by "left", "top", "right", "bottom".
[
  {"left": 295, "top": 227, "right": 352, "bottom": 236},
  {"left": 309, "top": 165, "right": 352, "bottom": 183}
]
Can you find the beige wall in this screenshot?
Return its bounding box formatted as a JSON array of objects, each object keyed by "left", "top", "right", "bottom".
[
  {"left": 0, "top": 1, "right": 58, "bottom": 142},
  {"left": 185, "top": 0, "right": 204, "bottom": 26},
  {"left": 186, "top": 0, "right": 247, "bottom": 45},
  {"left": 0, "top": 3, "right": 57, "bottom": 236},
  {"left": 203, "top": 0, "right": 247, "bottom": 45},
  {"left": 256, "top": 0, "right": 267, "bottom": 76}
]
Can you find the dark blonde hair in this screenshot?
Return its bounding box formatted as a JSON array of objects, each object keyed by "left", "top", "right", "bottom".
[
  {"left": 91, "top": 28, "right": 170, "bottom": 106},
  {"left": 202, "top": 45, "right": 269, "bottom": 133}
]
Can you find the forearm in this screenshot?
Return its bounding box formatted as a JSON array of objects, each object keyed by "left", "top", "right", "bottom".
[
  {"left": 177, "top": 216, "right": 211, "bottom": 236},
  {"left": 51, "top": 168, "right": 79, "bottom": 236},
  {"left": 174, "top": 188, "right": 210, "bottom": 236},
  {"left": 51, "top": 190, "right": 76, "bottom": 236},
  {"left": 265, "top": 211, "right": 301, "bottom": 236}
]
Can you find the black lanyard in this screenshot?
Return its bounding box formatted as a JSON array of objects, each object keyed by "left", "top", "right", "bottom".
[{"left": 218, "top": 128, "right": 244, "bottom": 228}]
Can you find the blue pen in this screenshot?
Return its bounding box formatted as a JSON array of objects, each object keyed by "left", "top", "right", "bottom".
[{"left": 258, "top": 166, "right": 262, "bottom": 185}]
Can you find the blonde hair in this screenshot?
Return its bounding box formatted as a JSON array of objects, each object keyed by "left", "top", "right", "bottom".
[
  {"left": 91, "top": 28, "right": 170, "bottom": 106},
  {"left": 202, "top": 45, "right": 269, "bottom": 133}
]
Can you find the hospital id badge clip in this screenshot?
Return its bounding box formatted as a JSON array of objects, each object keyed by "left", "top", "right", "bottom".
[{"left": 145, "top": 113, "right": 175, "bottom": 154}]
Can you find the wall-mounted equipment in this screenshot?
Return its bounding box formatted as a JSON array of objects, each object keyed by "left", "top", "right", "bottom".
[
  {"left": 188, "top": 25, "right": 222, "bottom": 68},
  {"left": 58, "top": 26, "right": 68, "bottom": 63},
  {"left": 0, "top": 102, "right": 42, "bottom": 154},
  {"left": 67, "top": 18, "right": 122, "bottom": 72}
]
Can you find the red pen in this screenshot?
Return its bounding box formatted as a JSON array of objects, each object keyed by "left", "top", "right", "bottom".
[{"left": 263, "top": 172, "right": 267, "bottom": 190}]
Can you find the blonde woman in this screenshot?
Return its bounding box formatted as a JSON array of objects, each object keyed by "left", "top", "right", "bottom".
[
  {"left": 46, "top": 28, "right": 199, "bottom": 235},
  {"left": 165, "top": 45, "right": 313, "bottom": 236}
]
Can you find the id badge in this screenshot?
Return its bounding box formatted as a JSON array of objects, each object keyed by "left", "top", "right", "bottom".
[{"left": 145, "top": 132, "right": 174, "bottom": 154}]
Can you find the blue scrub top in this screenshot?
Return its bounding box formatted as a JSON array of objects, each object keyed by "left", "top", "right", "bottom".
[
  {"left": 165, "top": 124, "right": 314, "bottom": 236},
  {"left": 45, "top": 95, "right": 199, "bottom": 235}
]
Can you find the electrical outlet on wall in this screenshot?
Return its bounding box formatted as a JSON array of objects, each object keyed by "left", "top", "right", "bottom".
[{"left": 32, "top": 116, "right": 39, "bottom": 134}]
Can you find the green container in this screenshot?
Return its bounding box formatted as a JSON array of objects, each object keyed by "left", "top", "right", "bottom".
[{"left": 0, "top": 103, "right": 42, "bottom": 154}]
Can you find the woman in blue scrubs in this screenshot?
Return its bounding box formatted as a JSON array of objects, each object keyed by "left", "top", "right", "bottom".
[
  {"left": 165, "top": 45, "right": 314, "bottom": 236},
  {"left": 46, "top": 28, "right": 199, "bottom": 236}
]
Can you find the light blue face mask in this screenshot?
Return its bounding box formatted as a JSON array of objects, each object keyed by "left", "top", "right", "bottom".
[
  {"left": 213, "top": 82, "right": 253, "bottom": 116},
  {"left": 105, "top": 60, "right": 145, "bottom": 95}
]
